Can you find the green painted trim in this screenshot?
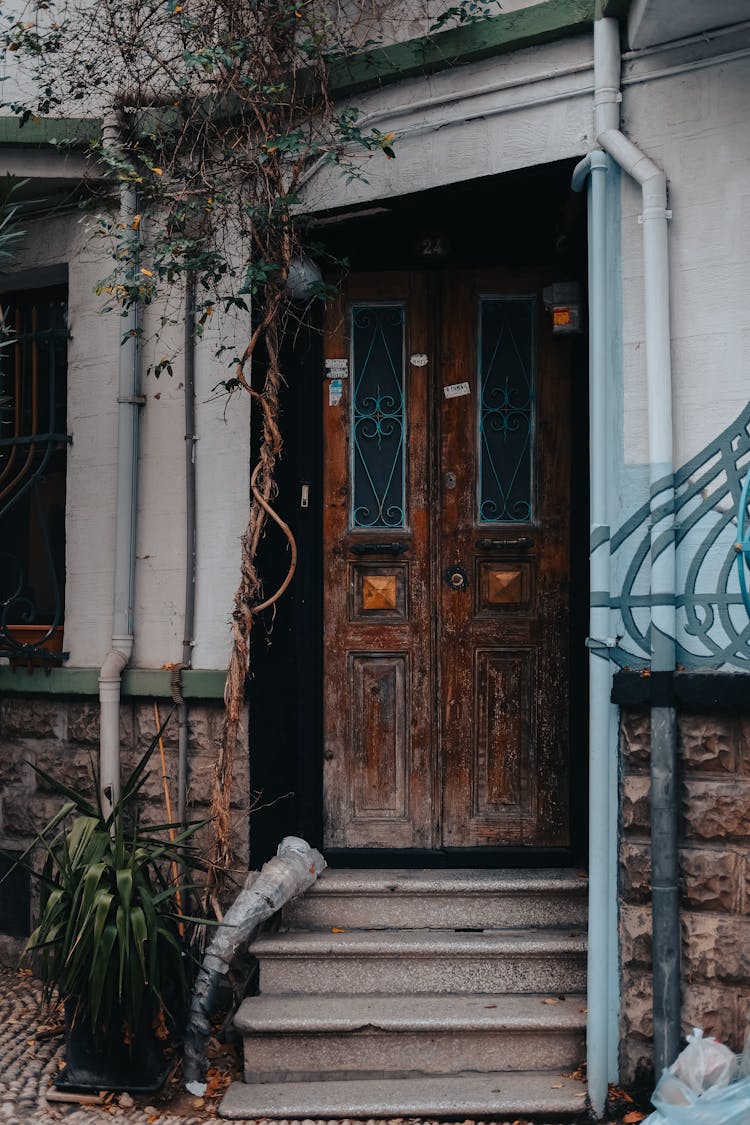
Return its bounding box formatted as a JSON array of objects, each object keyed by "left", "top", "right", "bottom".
[
  {"left": 329, "top": 0, "right": 596, "bottom": 97},
  {"left": 0, "top": 668, "right": 98, "bottom": 695},
  {"left": 0, "top": 0, "right": 622, "bottom": 152},
  {"left": 0, "top": 116, "right": 100, "bottom": 149},
  {"left": 0, "top": 666, "right": 226, "bottom": 699}
]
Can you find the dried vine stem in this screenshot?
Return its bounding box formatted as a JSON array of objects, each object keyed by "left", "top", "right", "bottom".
[{"left": 210, "top": 297, "right": 290, "bottom": 894}]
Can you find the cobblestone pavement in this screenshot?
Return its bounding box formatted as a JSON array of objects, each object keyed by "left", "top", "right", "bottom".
[{"left": 0, "top": 968, "right": 632, "bottom": 1125}]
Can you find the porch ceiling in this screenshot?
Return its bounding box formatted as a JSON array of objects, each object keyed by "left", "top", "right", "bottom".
[{"left": 628, "top": 0, "right": 750, "bottom": 50}]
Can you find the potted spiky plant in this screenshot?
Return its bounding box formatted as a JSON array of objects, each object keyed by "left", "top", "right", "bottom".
[{"left": 16, "top": 727, "right": 207, "bottom": 1092}]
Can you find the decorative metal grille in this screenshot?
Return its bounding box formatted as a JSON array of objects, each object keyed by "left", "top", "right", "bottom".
[
  {"left": 605, "top": 403, "right": 750, "bottom": 670},
  {"left": 478, "top": 296, "right": 535, "bottom": 524},
  {"left": 0, "top": 286, "right": 69, "bottom": 664},
  {"left": 350, "top": 304, "right": 406, "bottom": 529}
]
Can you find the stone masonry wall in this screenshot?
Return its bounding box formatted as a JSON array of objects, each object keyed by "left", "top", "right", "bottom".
[
  {"left": 0, "top": 695, "right": 250, "bottom": 963},
  {"left": 619, "top": 708, "right": 750, "bottom": 1084}
]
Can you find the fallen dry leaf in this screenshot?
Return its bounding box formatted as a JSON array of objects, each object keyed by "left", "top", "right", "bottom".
[
  {"left": 542, "top": 998, "right": 559, "bottom": 1005},
  {"left": 331, "top": 927, "right": 345, "bottom": 933},
  {"left": 550, "top": 1083, "right": 563, "bottom": 1089},
  {"left": 623, "top": 1113, "right": 646, "bottom": 1123}
]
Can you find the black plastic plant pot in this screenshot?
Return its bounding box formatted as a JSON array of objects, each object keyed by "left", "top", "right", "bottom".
[{"left": 54, "top": 999, "right": 172, "bottom": 1094}]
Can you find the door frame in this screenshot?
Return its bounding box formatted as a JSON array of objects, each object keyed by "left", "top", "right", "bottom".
[{"left": 248, "top": 266, "right": 590, "bottom": 870}]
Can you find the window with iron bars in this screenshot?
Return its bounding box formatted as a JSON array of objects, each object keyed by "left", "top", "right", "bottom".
[{"left": 0, "top": 284, "right": 69, "bottom": 665}]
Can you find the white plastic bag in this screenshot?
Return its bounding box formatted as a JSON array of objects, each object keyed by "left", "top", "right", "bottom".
[
  {"left": 670, "top": 1029, "right": 738, "bottom": 1093},
  {"left": 642, "top": 1029, "right": 750, "bottom": 1125}
]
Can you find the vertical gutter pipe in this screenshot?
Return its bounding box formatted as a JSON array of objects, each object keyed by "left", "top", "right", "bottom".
[
  {"left": 176, "top": 272, "right": 197, "bottom": 829},
  {"left": 594, "top": 17, "right": 681, "bottom": 1078},
  {"left": 99, "top": 114, "right": 142, "bottom": 814},
  {"left": 572, "top": 147, "right": 612, "bottom": 1119}
]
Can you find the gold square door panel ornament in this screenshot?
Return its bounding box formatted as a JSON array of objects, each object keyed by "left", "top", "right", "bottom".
[
  {"left": 349, "top": 564, "right": 407, "bottom": 620},
  {"left": 363, "top": 574, "right": 398, "bottom": 610},
  {"left": 478, "top": 561, "right": 532, "bottom": 610}
]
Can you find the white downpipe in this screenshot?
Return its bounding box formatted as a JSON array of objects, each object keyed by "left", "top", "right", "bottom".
[
  {"left": 596, "top": 17, "right": 680, "bottom": 1075},
  {"left": 574, "top": 15, "right": 676, "bottom": 1113},
  {"left": 99, "top": 121, "right": 141, "bottom": 815},
  {"left": 573, "top": 146, "right": 613, "bottom": 1119}
]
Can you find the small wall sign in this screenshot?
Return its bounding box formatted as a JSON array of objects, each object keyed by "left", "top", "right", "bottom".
[
  {"left": 325, "top": 358, "right": 349, "bottom": 378},
  {"left": 443, "top": 381, "right": 471, "bottom": 399},
  {"left": 416, "top": 234, "right": 451, "bottom": 259},
  {"left": 410, "top": 354, "right": 429, "bottom": 367}
]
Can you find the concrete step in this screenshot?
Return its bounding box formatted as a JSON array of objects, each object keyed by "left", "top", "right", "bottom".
[
  {"left": 255, "top": 927, "right": 587, "bottom": 995},
  {"left": 235, "top": 992, "right": 586, "bottom": 1083},
  {"left": 220, "top": 1071, "right": 588, "bottom": 1118},
  {"left": 284, "top": 868, "right": 588, "bottom": 930}
]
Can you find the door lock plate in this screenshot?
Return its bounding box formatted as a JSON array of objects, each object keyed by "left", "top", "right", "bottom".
[{"left": 445, "top": 565, "right": 468, "bottom": 591}]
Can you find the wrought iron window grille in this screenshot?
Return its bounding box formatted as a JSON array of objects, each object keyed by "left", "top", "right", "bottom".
[{"left": 0, "top": 285, "right": 70, "bottom": 665}]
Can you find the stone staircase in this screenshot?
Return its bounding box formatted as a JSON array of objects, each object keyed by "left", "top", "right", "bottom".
[{"left": 220, "top": 869, "right": 588, "bottom": 1119}]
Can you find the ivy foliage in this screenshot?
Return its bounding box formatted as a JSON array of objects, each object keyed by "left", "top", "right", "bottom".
[{"left": 2, "top": 0, "right": 406, "bottom": 343}]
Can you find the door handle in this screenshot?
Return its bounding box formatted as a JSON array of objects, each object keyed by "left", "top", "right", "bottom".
[
  {"left": 350, "top": 541, "right": 408, "bottom": 555},
  {"left": 475, "top": 537, "right": 534, "bottom": 550}
]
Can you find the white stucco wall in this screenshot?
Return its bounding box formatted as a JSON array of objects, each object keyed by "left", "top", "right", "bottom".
[
  {"left": 2, "top": 210, "right": 251, "bottom": 670},
  {"left": 303, "top": 33, "right": 594, "bottom": 210},
  {"left": 607, "top": 30, "right": 750, "bottom": 669},
  {"left": 619, "top": 38, "right": 750, "bottom": 470}
]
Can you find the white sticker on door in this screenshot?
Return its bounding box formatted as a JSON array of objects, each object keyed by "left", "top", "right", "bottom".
[
  {"left": 329, "top": 378, "right": 343, "bottom": 406},
  {"left": 443, "top": 381, "right": 470, "bottom": 399}
]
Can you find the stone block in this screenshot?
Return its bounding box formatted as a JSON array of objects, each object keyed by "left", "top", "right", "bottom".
[
  {"left": 680, "top": 846, "right": 740, "bottom": 912},
  {"left": 682, "top": 912, "right": 750, "bottom": 984},
  {"left": 622, "top": 774, "right": 651, "bottom": 834},
  {"left": 187, "top": 707, "right": 212, "bottom": 755},
  {"left": 738, "top": 717, "right": 750, "bottom": 775},
  {"left": 682, "top": 779, "right": 750, "bottom": 842},
  {"left": 679, "top": 714, "right": 737, "bottom": 774},
  {"left": 67, "top": 702, "right": 100, "bottom": 744},
  {"left": 0, "top": 699, "right": 62, "bottom": 740},
  {"left": 620, "top": 903, "right": 652, "bottom": 968},
  {"left": 620, "top": 841, "right": 652, "bottom": 900},
  {"left": 2, "top": 795, "right": 66, "bottom": 839},
  {"left": 741, "top": 856, "right": 750, "bottom": 916},
  {"left": 682, "top": 983, "right": 743, "bottom": 1050},
  {"left": 620, "top": 709, "right": 651, "bottom": 769},
  {"left": 619, "top": 1038, "right": 654, "bottom": 1088},
  {"left": 33, "top": 744, "right": 97, "bottom": 797},
  {"left": 0, "top": 746, "right": 33, "bottom": 789},
  {"left": 620, "top": 969, "right": 654, "bottom": 1039},
  {"left": 136, "top": 703, "right": 179, "bottom": 750}
]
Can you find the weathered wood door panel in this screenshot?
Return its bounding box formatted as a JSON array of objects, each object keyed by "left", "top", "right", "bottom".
[{"left": 322, "top": 270, "right": 571, "bottom": 851}]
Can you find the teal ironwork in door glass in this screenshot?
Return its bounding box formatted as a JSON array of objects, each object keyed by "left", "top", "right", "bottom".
[
  {"left": 351, "top": 304, "right": 406, "bottom": 528},
  {"left": 478, "top": 296, "right": 535, "bottom": 524}
]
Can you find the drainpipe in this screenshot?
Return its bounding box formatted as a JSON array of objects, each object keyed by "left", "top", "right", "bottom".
[
  {"left": 99, "top": 114, "right": 142, "bottom": 815},
  {"left": 594, "top": 18, "right": 681, "bottom": 1078},
  {"left": 175, "top": 271, "right": 197, "bottom": 829},
  {"left": 572, "top": 146, "right": 612, "bottom": 1119}
]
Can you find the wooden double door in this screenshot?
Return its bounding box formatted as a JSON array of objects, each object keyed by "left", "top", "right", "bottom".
[{"left": 322, "top": 270, "right": 571, "bottom": 852}]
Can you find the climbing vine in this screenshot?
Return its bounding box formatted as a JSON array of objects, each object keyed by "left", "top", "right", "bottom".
[{"left": 2, "top": 0, "right": 495, "bottom": 900}]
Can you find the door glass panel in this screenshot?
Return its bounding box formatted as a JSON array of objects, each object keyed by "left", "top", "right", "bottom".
[
  {"left": 350, "top": 304, "right": 406, "bottom": 529},
  {"left": 478, "top": 296, "right": 535, "bottom": 524}
]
